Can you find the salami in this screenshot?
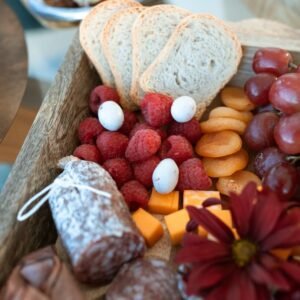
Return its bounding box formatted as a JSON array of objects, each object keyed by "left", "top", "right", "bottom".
[
  {"left": 1, "top": 246, "right": 83, "bottom": 300},
  {"left": 106, "top": 258, "right": 181, "bottom": 300},
  {"left": 48, "top": 157, "right": 145, "bottom": 284}
]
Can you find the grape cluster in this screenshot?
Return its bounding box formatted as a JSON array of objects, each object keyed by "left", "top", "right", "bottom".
[{"left": 244, "top": 47, "right": 300, "bottom": 201}]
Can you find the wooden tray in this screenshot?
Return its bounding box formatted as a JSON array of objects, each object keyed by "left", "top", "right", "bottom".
[{"left": 0, "top": 18, "right": 300, "bottom": 293}]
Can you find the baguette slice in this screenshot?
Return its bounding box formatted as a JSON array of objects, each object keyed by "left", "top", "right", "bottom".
[
  {"left": 79, "top": 0, "right": 142, "bottom": 87},
  {"left": 131, "top": 5, "right": 190, "bottom": 105},
  {"left": 102, "top": 7, "right": 145, "bottom": 110},
  {"left": 140, "top": 14, "right": 242, "bottom": 119}
]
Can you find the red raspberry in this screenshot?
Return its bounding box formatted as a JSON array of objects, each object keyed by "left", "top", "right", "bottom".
[
  {"left": 73, "top": 144, "right": 102, "bottom": 164},
  {"left": 120, "top": 180, "right": 149, "bottom": 211},
  {"left": 168, "top": 118, "right": 202, "bottom": 145},
  {"left": 177, "top": 158, "right": 212, "bottom": 191},
  {"left": 133, "top": 156, "right": 160, "bottom": 188},
  {"left": 96, "top": 131, "right": 128, "bottom": 160},
  {"left": 125, "top": 129, "right": 161, "bottom": 162},
  {"left": 141, "top": 93, "right": 173, "bottom": 127},
  {"left": 78, "top": 117, "right": 104, "bottom": 144},
  {"left": 89, "top": 85, "right": 120, "bottom": 114},
  {"left": 119, "top": 110, "right": 138, "bottom": 136},
  {"left": 160, "top": 135, "right": 194, "bottom": 165},
  {"left": 129, "top": 122, "right": 167, "bottom": 141},
  {"left": 103, "top": 158, "right": 133, "bottom": 188}
]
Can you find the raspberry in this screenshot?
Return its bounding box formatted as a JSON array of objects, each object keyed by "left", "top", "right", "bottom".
[
  {"left": 125, "top": 129, "right": 161, "bottom": 162},
  {"left": 103, "top": 158, "right": 133, "bottom": 188},
  {"left": 160, "top": 135, "right": 194, "bottom": 165},
  {"left": 141, "top": 93, "right": 173, "bottom": 127},
  {"left": 73, "top": 144, "right": 102, "bottom": 164},
  {"left": 168, "top": 118, "right": 202, "bottom": 145},
  {"left": 119, "top": 110, "right": 138, "bottom": 136},
  {"left": 177, "top": 158, "right": 212, "bottom": 191},
  {"left": 96, "top": 131, "right": 128, "bottom": 160},
  {"left": 89, "top": 85, "right": 120, "bottom": 114},
  {"left": 78, "top": 117, "right": 104, "bottom": 144},
  {"left": 133, "top": 156, "right": 160, "bottom": 188},
  {"left": 129, "top": 122, "right": 167, "bottom": 141},
  {"left": 120, "top": 180, "right": 149, "bottom": 211}
]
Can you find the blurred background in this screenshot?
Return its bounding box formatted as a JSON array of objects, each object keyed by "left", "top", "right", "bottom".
[{"left": 0, "top": 0, "right": 299, "bottom": 189}]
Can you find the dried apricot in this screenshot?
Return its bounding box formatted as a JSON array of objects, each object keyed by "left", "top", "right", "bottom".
[
  {"left": 195, "top": 131, "right": 242, "bottom": 158},
  {"left": 209, "top": 106, "right": 253, "bottom": 123},
  {"left": 216, "top": 170, "right": 262, "bottom": 196},
  {"left": 221, "top": 87, "right": 256, "bottom": 111},
  {"left": 199, "top": 117, "right": 246, "bottom": 135},
  {"left": 202, "top": 149, "right": 249, "bottom": 178}
]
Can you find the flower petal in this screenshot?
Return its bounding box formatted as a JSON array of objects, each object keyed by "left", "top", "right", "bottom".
[
  {"left": 249, "top": 262, "right": 290, "bottom": 291},
  {"left": 229, "top": 182, "right": 256, "bottom": 237},
  {"left": 279, "top": 261, "right": 300, "bottom": 284},
  {"left": 186, "top": 206, "right": 234, "bottom": 244},
  {"left": 175, "top": 241, "right": 230, "bottom": 265},
  {"left": 186, "top": 262, "right": 235, "bottom": 295},
  {"left": 249, "top": 188, "right": 283, "bottom": 242},
  {"left": 202, "top": 198, "right": 222, "bottom": 208},
  {"left": 255, "top": 285, "right": 271, "bottom": 300},
  {"left": 181, "top": 232, "right": 206, "bottom": 246},
  {"left": 262, "top": 225, "right": 300, "bottom": 251}
]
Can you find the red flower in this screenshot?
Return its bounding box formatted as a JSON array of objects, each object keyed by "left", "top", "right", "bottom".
[{"left": 176, "top": 183, "right": 300, "bottom": 300}]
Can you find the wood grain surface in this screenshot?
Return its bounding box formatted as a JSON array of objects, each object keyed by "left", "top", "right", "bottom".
[
  {"left": 0, "top": 18, "right": 300, "bottom": 288},
  {"left": 0, "top": 2, "right": 28, "bottom": 142}
]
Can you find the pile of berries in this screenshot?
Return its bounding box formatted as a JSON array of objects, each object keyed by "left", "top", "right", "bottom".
[
  {"left": 73, "top": 86, "right": 211, "bottom": 211},
  {"left": 244, "top": 47, "right": 300, "bottom": 201}
]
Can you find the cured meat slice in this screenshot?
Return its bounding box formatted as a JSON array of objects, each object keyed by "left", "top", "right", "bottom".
[
  {"left": 1, "top": 246, "right": 83, "bottom": 300},
  {"left": 49, "top": 157, "right": 145, "bottom": 284},
  {"left": 106, "top": 258, "right": 181, "bottom": 300}
]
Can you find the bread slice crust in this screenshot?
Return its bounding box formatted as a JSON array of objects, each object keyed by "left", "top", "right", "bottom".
[
  {"left": 139, "top": 14, "right": 242, "bottom": 119},
  {"left": 131, "top": 4, "right": 190, "bottom": 105},
  {"left": 102, "top": 6, "right": 145, "bottom": 110},
  {"left": 79, "top": 0, "right": 142, "bottom": 87}
]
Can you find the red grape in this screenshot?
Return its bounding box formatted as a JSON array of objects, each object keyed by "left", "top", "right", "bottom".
[
  {"left": 254, "top": 147, "right": 286, "bottom": 178},
  {"left": 296, "top": 65, "right": 300, "bottom": 73},
  {"left": 269, "top": 73, "right": 300, "bottom": 114},
  {"left": 274, "top": 112, "right": 300, "bottom": 154},
  {"left": 263, "top": 162, "right": 298, "bottom": 200},
  {"left": 253, "top": 48, "right": 292, "bottom": 76},
  {"left": 244, "top": 73, "right": 276, "bottom": 106},
  {"left": 244, "top": 112, "right": 279, "bottom": 151}
]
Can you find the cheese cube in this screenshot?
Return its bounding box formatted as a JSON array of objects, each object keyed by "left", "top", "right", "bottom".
[
  {"left": 164, "top": 209, "right": 190, "bottom": 246},
  {"left": 132, "top": 208, "right": 163, "bottom": 247},
  {"left": 183, "top": 190, "right": 221, "bottom": 209},
  {"left": 148, "top": 189, "right": 179, "bottom": 215},
  {"left": 271, "top": 248, "right": 292, "bottom": 261}
]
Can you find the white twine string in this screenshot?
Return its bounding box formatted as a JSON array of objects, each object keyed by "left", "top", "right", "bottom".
[{"left": 17, "top": 178, "right": 112, "bottom": 222}]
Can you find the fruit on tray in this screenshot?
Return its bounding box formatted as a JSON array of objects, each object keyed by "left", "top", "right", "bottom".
[
  {"left": 208, "top": 106, "right": 253, "bottom": 123},
  {"left": 195, "top": 130, "right": 242, "bottom": 158},
  {"left": 244, "top": 73, "right": 276, "bottom": 106},
  {"left": 244, "top": 112, "right": 279, "bottom": 151},
  {"left": 216, "top": 170, "right": 261, "bottom": 196},
  {"left": 202, "top": 149, "right": 249, "bottom": 178},
  {"left": 132, "top": 208, "right": 164, "bottom": 247},
  {"left": 252, "top": 47, "right": 292, "bottom": 76},
  {"left": 221, "top": 87, "right": 256, "bottom": 111},
  {"left": 199, "top": 117, "right": 247, "bottom": 135},
  {"left": 183, "top": 190, "right": 221, "bottom": 209}
]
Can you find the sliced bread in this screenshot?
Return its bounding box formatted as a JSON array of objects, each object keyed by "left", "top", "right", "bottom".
[
  {"left": 131, "top": 5, "right": 190, "bottom": 105},
  {"left": 79, "top": 0, "right": 142, "bottom": 87},
  {"left": 102, "top": 7, "right": 145, "bottom": 110},
  {"left": 139, "top": 14, "right": 242, "bottom": 119}
]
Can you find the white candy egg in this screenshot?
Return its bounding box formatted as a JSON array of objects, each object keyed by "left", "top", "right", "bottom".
[
  {"left": 152, "top": 159, "right": 179, "bottom": 194},
  {"left": 171, "top": 96, "right": 197, "bottom": 123},
  {"left": 98, "top": 101, "right": 124, "bottom": 131}
]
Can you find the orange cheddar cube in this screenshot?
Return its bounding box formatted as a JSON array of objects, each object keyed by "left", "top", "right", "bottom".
[
  {"left": 197, "top": 226, "right": 208, "bottom": 238},
  {"left": 164, "top": 209, "right": 190, "bottom": 246},
  {"left": 132, "top": 208, "right": 163, "bottom": 248},
  {"left": 148, "top": 189, "right": 179, "bottom": 215},
  {"left": 183, "top": 190, "right": 221, "bottom": 209},
  {"left": 209, "top": 209, "right": 233, "bottom": 228},
  {"left": 271, "top": 248, "right": 292, "bottom": 261}
]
